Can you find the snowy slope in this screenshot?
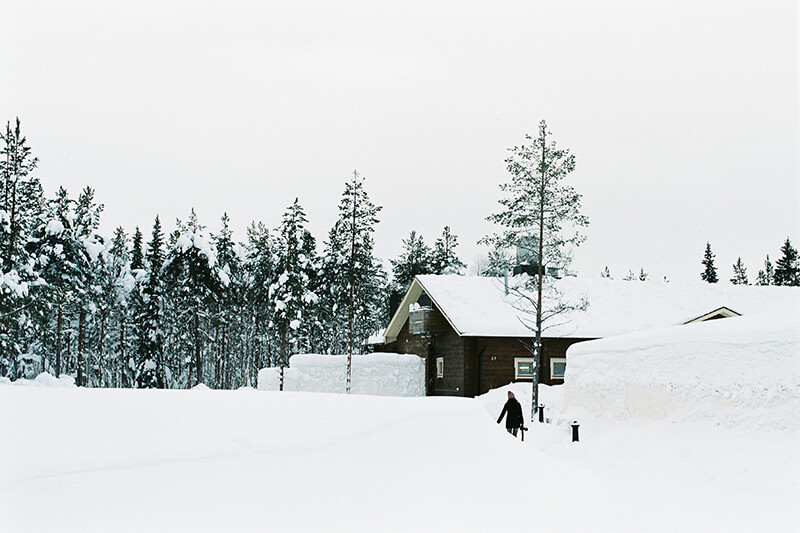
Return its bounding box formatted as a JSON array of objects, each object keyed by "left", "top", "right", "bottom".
[
  {"left": 2, "top": 380, "right": 798, "bottom": 532},
  {"left": 563, "top": 310, "right": 800, "bottom": 429}
]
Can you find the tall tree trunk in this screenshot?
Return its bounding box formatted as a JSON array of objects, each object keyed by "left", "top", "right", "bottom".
[
  {"left": 98, "top": 311, "right": 105, "bottom": 387},
  {"left": 77, "top": 310, "right": 85, "bottom": 387},
  {"left": 531, "top": 130, "right": 547, "bottom": 422},
  {"left": 4, "top": 178, "right": 18, "bottom": 272},
  {"left": 279, "top": 326, "right": 286, "bottom": 392},
  {"left": 55, "top": 302, "right": 62, "bottom": 377},
  {"left": 221, "top": 324, "right": 227, "bottom": 389},
  {"left": 193, "top": 306, "right": 202, "bottom": 386},
  {"left": 346, "top": 184, "right": 357, "bottom": 394},
  {"left": 119, "top": 314, "right": 125, "bottom": 388}
]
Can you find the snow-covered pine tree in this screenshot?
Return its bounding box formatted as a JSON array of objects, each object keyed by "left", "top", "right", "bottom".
[
  {"left": 483, "top": 120, "right": 589, "bottom": 420},
  {"left": 600, "top": 266, "right": 612, "bottom": 279},
  {"left": 430, "top": 226, "right": 466, "bottom": 275},
  {"left": 638, "top": 268, "right": 648, "bottom": 281},
  {"left": 130, "top": 227, "right": 144, "bottom": 272},
  {"left": 73, "top": 186, "right": 104, "bottom": 386},
  {"left": 27, "top": 187, "right": 91, "bottom": 379},
  {"left": 391, "top": 231, "right": 433, "bottom": 290},
  {"left": 623, "top": 270, "right": 636, "bottom": 281},
  {"left": 773, "top": 238, "right": 799, "bottom": 286},
  {"left": 163, "top": 210, "right": 224, "bottom": 387},
  {"left": 106, "top": 226, "right": 136, "bottom": 387},
  {"left": 0, "top": 118, "right": 44, "bottom": 379},
  {"left": 135, "top": 216, "right": 166, "bottom": 388},
  {"left": 755, "top": 255, "right": 774, "bottom": 286},
  {"left": 297, "top": 227, "right": 321, "bottom": 355},
  {"left": 320, "top": 171, "right": 384, "bottom": 392},
  {"left": 700, "top": 242, "right": 718, "bottom": 283},
  {"left": 730, "top": 257, "right": 748, "bottom": 285},
  {"left": 243, "top": 221, "right": 276, "bottom": 386},
  {"left": 1, "top": 118, "right": 42, "bottom": 274},
  {"left": 269, "top": 199, "right": 318, "bottom": 390},
  {"left": 211, "top": 212, "right": 245, "bottom": 388}
]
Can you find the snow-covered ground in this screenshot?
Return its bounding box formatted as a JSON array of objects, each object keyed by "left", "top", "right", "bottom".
[{"left": 2, "top": 378, "right": 798, "bottom": 532}]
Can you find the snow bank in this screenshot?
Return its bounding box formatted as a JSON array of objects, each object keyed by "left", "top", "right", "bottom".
[
  {"left": 563, "top": 311, "right": 800, "bottom": 429},
  {"left": 257, "top": 353, "right": 425, "bottom": 397},
  {"left": 0, "top": 372, "right": 77, "bottom": 388}
]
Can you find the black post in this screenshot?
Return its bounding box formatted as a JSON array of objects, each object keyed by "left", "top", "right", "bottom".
[
  {"left": 571, "top": 421, "right": 580, "bottom": 442},
  {"left": 538, "top": 404, "right": 545, "bottom": 423}
]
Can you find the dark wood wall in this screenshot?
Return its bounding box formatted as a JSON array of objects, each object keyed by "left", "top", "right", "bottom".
[
  {"left": 378, "top": 298, "right": 595, "bottom": 397},
  {"left": 379, "top": 304, "right": 466, "bottom": 396},
  {"left": 464, "top": 336, "right": 594, "bottom": 396}
]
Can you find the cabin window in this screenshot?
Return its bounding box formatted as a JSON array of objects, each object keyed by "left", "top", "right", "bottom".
[
  {"left": 514, "top": 358, "right": 536, "bottom": 380},
  {"left": 550, "top": 358, "right": 567, "bottom": 380},
  {"left": 436, "top": 357, "right": 444, "bottom": 379}
]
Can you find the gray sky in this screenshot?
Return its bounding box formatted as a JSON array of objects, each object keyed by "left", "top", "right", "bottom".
[{"left": 2, "top": 0, "right": 798, "bottom": 282}]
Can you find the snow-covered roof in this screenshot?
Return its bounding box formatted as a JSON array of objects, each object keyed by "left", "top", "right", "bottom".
[{"left": 383, "top": 274, "right": 800, "bottom": 343}]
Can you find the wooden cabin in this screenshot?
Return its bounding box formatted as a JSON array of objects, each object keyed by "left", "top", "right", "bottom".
[
  {"left": 373, "top": 275, "right": 790, "bottom": 398},
  {"left": 375, "top": 275, "right": 594, "bottom": 396}
]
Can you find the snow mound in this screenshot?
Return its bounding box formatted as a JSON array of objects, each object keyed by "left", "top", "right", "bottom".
[
  {"left": 257, "top": 353, "right": 425, "bottom": 396},
  {"left": 0, "top": 373, "right": 77, "bottom": 388},
  {"left": 563, "top": 310, "right": 800, "bottom": 429}
]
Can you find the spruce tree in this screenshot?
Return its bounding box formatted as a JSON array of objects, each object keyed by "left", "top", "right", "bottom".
[
  {"left": 136, "top": 216, "right": 166, "bottom": 388},
  {"left": 773, "top": 238, "right": 799, "bottom": 286},
  {"left": 600, "top": 266, "right": 612, "bottom": 279},
  {"left": 700, "top": 242, "right": 718, "bottom": 283},
  {"left": 107, "top": 226, "right": 135, "bottom": 386},
  {"left": 0, "top": 118, "right": 43, "bottom": 378},
  {"left": 211, "top": 212, "right": 245, "bottom": 388},
  {"left": 73, "top": 186, "right": 104, "bottom": 386},
  {"left": 244, "top": 221, "right": 276, "bottom": 385},
  {"left": 1, "top": 117, "right": 42, "bottom": 273},
  {"left": 430, "top": 226, "right": 466, "bottom": 274},
  {"left": 756, "top": 255, "right": 774, "bottom": 286},
  {"left": 130, "top": 227, "right": 144, "bottom": 271},
  {"left": 163, "top": 210, "right": 223, "bottom": 387},
  {"left": 269, "top": 199, "right": 318, "bottom": 390},
  {"left": 391, "top": 231, "right": 433, "bottom": 290},
  {"left": 27, "top": 187, "right": 90, "bottom": 378},
  {"left": 730, "top": 257, "right": 748, "bottom": 285}
]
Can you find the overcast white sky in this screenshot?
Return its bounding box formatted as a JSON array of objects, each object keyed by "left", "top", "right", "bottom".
[{"left": 2, "top": 0, "right": 798, "bottom": 282}]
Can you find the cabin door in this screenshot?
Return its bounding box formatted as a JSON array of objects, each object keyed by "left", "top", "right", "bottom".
[{"left": 426, "top": 355, "right": 435, "bottom": 396}]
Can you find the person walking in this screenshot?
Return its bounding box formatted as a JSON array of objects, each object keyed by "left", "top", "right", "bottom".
[{"left": 497, "top": 390, "right": 524, "bottom": 437}]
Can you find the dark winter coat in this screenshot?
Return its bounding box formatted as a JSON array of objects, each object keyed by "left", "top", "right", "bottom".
[{"left": 497, "top": 398, "right": 524, "bottom": 429}]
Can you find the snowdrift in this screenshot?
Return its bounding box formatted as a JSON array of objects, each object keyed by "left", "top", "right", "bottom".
[
  {"left": 257, "top": 353, "right": 425, "bottom": 396},
  {"left": 563, "top": 310, "right": 800, "bottom": 429},
  {"left": 0, "top": 373, "right": 76, "bottom": 388}
]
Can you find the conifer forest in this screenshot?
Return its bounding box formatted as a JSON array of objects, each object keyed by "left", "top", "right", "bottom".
[
  {"left": 2, "top": 118, "right": 797, "bottom": 387},
  {"left": 0, "top": 119, "right": 468, "bottom": 387}
]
